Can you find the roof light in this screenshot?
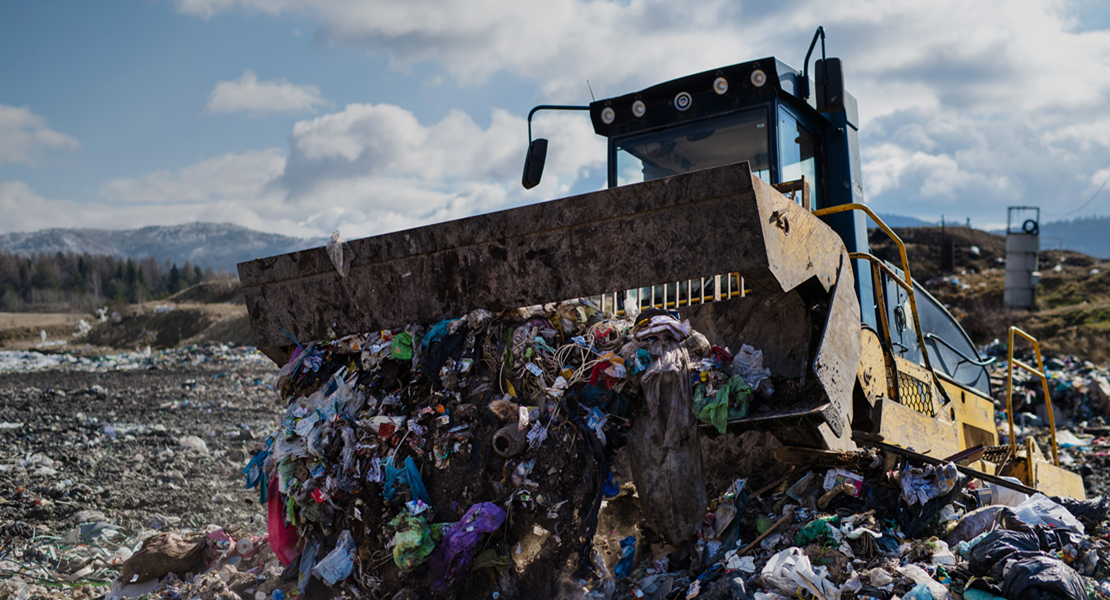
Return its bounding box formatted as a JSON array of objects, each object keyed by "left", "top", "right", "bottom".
[
  {"left": 601, "top": 107, "right": 616, "bottom": 124},
  {"left": 751, "top": 69, "right": 767, "bottom": 87},
  {"left": 713, "top": 77, "right": 729, "bottom": 94},
  {"left": 632, "top": 100, "right": 646, "bottom": 118},
  {"left": 674, "top": 91, "right": 692, "bottom": 111}
]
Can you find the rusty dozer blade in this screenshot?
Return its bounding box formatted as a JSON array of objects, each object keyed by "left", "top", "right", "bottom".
[{"left": 238, "top": 161, "right": 862, "bottom": 450}]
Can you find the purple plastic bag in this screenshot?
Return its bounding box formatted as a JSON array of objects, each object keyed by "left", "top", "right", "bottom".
[{"left": 428, "top": 502, "right": 506, "bottom": 595}]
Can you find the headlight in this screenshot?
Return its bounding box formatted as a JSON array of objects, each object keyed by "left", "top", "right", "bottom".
[
  {"left": 674, "top": 92, "right": 692, "bottom": 111},
  {"left": 751, "top": 70, "right": 767, "bottom": 87},
  {"left": 632, "top": 100, "right": 646, "bottom": 118},
  {"left": 601, "top": 107, "right": 616, "bottom": 124},
  {"left": 713, "top": 77, "right": 729, "bottom": 95}
]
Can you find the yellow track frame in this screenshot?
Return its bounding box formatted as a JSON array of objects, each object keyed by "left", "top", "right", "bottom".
[{"left": 1005, "top": 326, "right": 1059, "bottom": 466}]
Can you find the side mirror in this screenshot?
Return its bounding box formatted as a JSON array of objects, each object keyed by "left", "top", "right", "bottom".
[
  {"left": 815, "top": 58, "right": 844, "bottom": 113},
  {"left": 521, "top": 138, "right": 548, "bottom": 189}
]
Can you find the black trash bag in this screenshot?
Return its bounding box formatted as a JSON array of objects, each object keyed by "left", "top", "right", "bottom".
[
  {"left": 578, "top": 383, "right": 632, "bottom": 417},
  {"left": 1033, "top": 524, "right": 1083, "bottom": 553},
  {"left": 1001, "top": 555, "right": 1087, "bottom": 600},
  {"left": 419, "top": 329, "right": 468, "bottom": 381},
  {"left": 898, "top": 475, "right": 966, "bottom": 538},
  {"left": 968, "top": 530, "right": 1041, "bottom": 577},
  {"left": 1049, "top": 495, "right": 1110, "bottom": 529}
]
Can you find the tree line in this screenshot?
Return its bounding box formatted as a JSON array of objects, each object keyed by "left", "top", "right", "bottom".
[{"left": 0, "top": 250, "right": 220, "bottom": 312}]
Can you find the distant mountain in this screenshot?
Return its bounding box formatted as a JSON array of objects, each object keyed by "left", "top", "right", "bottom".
[
  {"left": 0, "top": 223, "right": 326, "bottom": 273},
  {"left": 1041, "top": 216, "right": 1110, "bottom": 259},
  {"left": 867, "top": 213, "right": 936, "bottom": 228}
]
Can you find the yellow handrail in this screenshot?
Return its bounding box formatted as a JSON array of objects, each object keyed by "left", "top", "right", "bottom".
[
  {"left": 1005, "top": 326, "right": 1059, "bottom": 466},
  {"left": 814, "top": 204, "right": 934, "bottom": 378}
]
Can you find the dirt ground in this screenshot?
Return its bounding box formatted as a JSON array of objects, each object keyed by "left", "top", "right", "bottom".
[
  {"left": 0, "top": 346, "right": 279, "bottom": 595},
  {"left": 0, "top": 312, "right": 88, "bottom": 350}
]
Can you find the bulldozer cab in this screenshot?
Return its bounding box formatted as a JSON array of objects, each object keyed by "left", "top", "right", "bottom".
[{"left": 558, "top": 56, "right": 993, "bottom": 401}]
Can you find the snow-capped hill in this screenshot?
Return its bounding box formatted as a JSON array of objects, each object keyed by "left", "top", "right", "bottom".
[{"left": 0, "top": 223, "right": 325, "bottom": 272}]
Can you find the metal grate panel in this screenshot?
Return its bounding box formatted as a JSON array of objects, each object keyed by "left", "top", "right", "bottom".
[{"left": 897, "top": 371, "right": 935, "bottom": 417}]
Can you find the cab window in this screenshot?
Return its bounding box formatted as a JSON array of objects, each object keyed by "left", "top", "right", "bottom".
[{"left": 777, "top": 108, "right": 821, "bottom": 207}]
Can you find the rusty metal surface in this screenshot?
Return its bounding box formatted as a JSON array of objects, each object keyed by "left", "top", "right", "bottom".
[
  {"left": 239, "top": 162, "right": 846, "bottom": 354},
  {"left": 812, "top": 250, "right": 863, "bottom": 450}
]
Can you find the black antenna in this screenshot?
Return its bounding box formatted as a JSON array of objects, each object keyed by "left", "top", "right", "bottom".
[{"left": 587, "top": 80, "right": 596, "bottom": 102}]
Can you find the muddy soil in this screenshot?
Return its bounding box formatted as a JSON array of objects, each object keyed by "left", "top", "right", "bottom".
[{"left": 0, "top": 348, "right": 280, "bottom": 585}]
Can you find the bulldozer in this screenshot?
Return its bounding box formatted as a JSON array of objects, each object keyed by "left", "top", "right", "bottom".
[{"left": 238, "top": 29, "right": 1084, "bottom": 500}]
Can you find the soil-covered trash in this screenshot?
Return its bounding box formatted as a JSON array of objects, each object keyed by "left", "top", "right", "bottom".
[{"left": 0, "top": 344, "right": 276, "bottom": 599}]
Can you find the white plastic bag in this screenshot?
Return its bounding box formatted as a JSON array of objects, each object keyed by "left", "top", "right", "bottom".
[
  {"left": 731, "top": 344, "right": 774, "bottom": 396},
  {"left": 761, "top": 547, "right": 840, "bottom": 600},
  {"left": 990, "top": 477, "right": 1030, "bottom": 507},
  {"left": 1013, "top": 493, "right": 1085, "bottom": 534},
  {"left": 313, "top": 530, "right": 356, "bottom": 586},
  {"left": 898, "top": 564, "right": 952, "bottom": 600},
  {"left": 327, "top": 230, "right": 355, "bottom": 278}
]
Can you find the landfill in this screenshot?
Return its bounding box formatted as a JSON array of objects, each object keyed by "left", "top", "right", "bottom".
[
  {"left": 4, "top": 305, "right": 1110, "bottom": 599},
  {"left": 0, "top": 344, "right": 275, "bottom": 599}
]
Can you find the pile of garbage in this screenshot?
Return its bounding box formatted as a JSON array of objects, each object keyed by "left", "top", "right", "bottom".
[
  {"left": 982, "top": 341, "right": 1110, "bottom": 496},
  {"left": 0, "top": 345, "right": 278, "bottom": 599},
  {"left": 0, "top": 343, "right": 267, "bottom": 373},
  {"left": 117, "top": 299, "right": 1092, "bottom": 600},
  {"left": 18, "top": 302, "right": 1102, "bottom": 599},
  {"left": 205, "top": 300, "right": 780, "bottom": 598}
]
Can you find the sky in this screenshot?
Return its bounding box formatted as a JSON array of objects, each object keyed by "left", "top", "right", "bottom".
[{"left": 2, "top": 0, "right": 1110, "bottom": 240}]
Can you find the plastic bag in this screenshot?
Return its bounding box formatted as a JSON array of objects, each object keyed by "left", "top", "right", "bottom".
[
  {"left": 991, "top": 477, "right": 1030, "bottom": 507},
  {"left": 795, "top": 516, "right": 840, "bottom": 546},
  {"left": 787, "top": 471, "right": 819, "bottom": 502},
  {"left": 1001, "top": 556, "right": 1087, "bottom": 600},
  {"left": 899, "top": 462, "right": 958, "bottom": 506},
  {"left": 968, "top": 530, "right": 1041, "bottom": 577},
  {"left": 391, "top": 331, "right": 414, "bottom": 360},
  {"left": 267, "top": 478, "right": 299, "bottom": 566},
  {"left": 692, "top": 375, "right": 751, "bottom": 433},
  {"left": 898, "top": 564, "right": 952, "bottom": 600},
  {"left": 946, "top": 506, "right": 1007, "bottom": 547},
  {"left": 313, "top": 530, "right": 356, "bottom": 587},
  {"left": 1048, "top": 495, "right": 1110, "bottom": 528},
  {"left": 731, "top": 344, "right": 773, "bottom": 397},
  {"left": 1013, "top": 494, "right": 1085, "bottom": 534},
  {"left": 904, "top": 583, "right": 934, "bottom": 600},
  {"left": 761, "top": 547, "right": 839, "bottom": 600},
  {"left": 614, "top": 536, "right": 636, "bottom": 580},
  {"left": 428, "top": 502, "right": 506, "bottom": 594},
  {"left": 326, "top": 230, "right": 354, "bottom": 278},
  {"left": 868, "top": 567, "right": 893, "bottom": 587},
  {"left": 383, "top": 456, "right": 432, "bottom": 506},
  {"left": 389, "top": 512, "right": 435, "bottom": 572},
  {"left": 931, "top": 540, "right": 956, "bottom": 566}
]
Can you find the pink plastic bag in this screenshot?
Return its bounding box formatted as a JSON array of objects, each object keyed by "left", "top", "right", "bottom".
[{"left": 268, "top": 477, "right": 300, "bottom": 565}]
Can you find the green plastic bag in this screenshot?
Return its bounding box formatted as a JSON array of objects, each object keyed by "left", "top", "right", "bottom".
[
  {"left": 795, "top": 515, "right": 840, "bottom": 546},
  {"left": 389, "top": 512, "right": 435, "bottom": 571},
  {"left": 692, "top": 375, "right": 753, "bottom": 433},
  {"left": 391, "top": 332, "right": 414, "bottom": 360}
]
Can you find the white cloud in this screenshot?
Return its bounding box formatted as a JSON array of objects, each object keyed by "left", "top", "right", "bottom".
[
  {"left": 277, "top": 102, "right": 605, "bottom": 237},
  {"left": 0, "top": 104, "right": 79, "bottom": 165},
  {"left": 172, "top": 1, "right": 1110, "bottom": 114},
  {"left": 166, "top": 0, "right": 1110, "bottom": 225},
  {"left": 1, "top": 179, "right": 321, "bottom": 238},
  {"left": 7, "top": 102, "right": 603, "bottom": 240},
  {"left": 98, "top": 149, "right": 286, "bottom": 204},
  {"left": 205, "top": 69, "right": 328, "bottom": 116}
]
